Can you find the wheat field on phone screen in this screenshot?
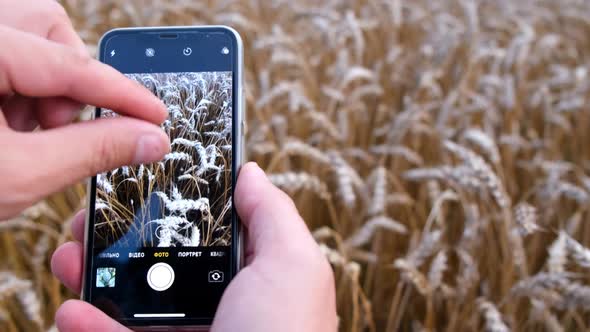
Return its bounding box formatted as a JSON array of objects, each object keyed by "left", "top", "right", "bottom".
[
  {"left": 96, "top": 72, "right": 233, "bottom": 248},
  {"left": 4, "top": 0, "right": 590, "bottom": 332}
]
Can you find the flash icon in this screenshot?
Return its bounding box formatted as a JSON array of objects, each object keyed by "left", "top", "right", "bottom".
[{"left": 110, "top": 50, "right": 116, "bottom": 57}]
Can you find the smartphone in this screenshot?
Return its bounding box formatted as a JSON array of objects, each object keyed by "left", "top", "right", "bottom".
[{"left": 81, "top": 26, "right": 244, "bottom": 330}]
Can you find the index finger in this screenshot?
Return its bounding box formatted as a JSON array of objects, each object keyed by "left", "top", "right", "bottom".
[{"left": 0, "top": 26, "right": 166, "bottom": 124}]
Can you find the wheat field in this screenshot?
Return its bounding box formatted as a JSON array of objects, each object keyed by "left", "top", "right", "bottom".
[{"left": 2, "top": 0, "right": 590, "bottom": 331}]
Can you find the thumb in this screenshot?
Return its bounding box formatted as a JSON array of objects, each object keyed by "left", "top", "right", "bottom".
[
  {"left": 0, "top": 117, "right": 169, "bottom": 218},
  {"left": 56, "top": 299, "right": 131, "bottom": 332},
  {"left": 234, "top": 162, "right": 317, "bottom": 263}
]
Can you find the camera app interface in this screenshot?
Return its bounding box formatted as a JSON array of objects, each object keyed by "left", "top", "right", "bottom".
[{"left": 89, "top": 71, "right": 233, "bottom": 321}]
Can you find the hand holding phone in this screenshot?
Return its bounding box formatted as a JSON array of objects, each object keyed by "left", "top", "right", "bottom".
[
  {"left": 52, "top": 163, "right": 338, "bottom": 332},
  {"left": 80, "top": 27, "right": 244, "bottom": 329}
]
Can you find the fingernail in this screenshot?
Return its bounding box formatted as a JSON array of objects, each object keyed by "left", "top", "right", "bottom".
[{"left": 134, "top": 132, "right": 169, "bottom": 164}]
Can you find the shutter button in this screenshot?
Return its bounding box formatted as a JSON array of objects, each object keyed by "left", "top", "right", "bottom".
[{"left": 147, "top": 263, "right": 175, "bottom": 291}]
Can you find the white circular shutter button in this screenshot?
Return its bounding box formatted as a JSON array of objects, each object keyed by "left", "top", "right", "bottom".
[{"left": 147, "top": 263, "right": 175, "bottom": 291}]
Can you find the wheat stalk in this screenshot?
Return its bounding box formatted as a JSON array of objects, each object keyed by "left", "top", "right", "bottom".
[
  {"left": 563, "top": 233, "right": 590, "bottom": 270},
  {"left": 529, "top": 299, "right": 564, "bottom": 332},
  {"left": 513, "top": 202, "right": 541, "bottom": 236},
  {"left": 477, "top": 299, "right": 510, "bottom": 332},
  {"left": 427, "top": 250, "right": 447, "bottom": 290},
  {"left": 462, "top": 128, "right": 501, "bottom": 164},
  {"left": 443, "top": 141, "right": 510, "bottom": 209},
  {"left": 547, "top": 232, "right": 568, "bottom": 273},
  {"left": 345, "top": 216, "right": 407, "bottom": 248},
  {"left": 269, "top": 172, "right": 331, "bottom": 200}
]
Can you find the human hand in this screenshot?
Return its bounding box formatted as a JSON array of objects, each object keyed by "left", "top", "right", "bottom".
[
  {"left": 0, "top": 0, "right": 87, "bottom": 52},
  {"left": 0, "top": 0, "right": 170, "bottom": 220},
  {"left": 51, "top": 162, "right": 338, "bottom": 332}
]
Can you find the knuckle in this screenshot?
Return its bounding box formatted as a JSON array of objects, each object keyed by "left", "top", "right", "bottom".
[
  {"left": 68, "top": 47, "right": 92, "bottom": 68},
  {"left": 88, "top": 134, "right": 116, "bottom": 175},
  {"left": 58, "top": 48, "right": 91, "bottom": 94}
]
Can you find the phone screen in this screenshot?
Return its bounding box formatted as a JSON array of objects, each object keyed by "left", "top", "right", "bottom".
[{"left": 83, "top": 28, "right": 241, "bottom": 327}]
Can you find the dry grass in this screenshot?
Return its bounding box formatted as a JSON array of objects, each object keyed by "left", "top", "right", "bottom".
[{"left": 3, "top": 0, "right": 590, "bottom": 330}]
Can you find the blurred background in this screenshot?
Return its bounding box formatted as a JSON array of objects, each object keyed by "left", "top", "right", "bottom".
[{"left": 2, "top": 0, "right": 590, "bottom": 330}]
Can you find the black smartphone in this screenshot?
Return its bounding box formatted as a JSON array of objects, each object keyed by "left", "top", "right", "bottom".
[{"left": 81, "top": 26, "right": 244, "bottom": 330}]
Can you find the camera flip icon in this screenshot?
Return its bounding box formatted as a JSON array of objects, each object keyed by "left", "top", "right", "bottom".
[{"left": 208, "top": 270, "right": 224, "bottom": 283}]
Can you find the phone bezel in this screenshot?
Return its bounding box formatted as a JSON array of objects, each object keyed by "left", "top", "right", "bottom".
[{"left": 81, "top": 26, "right": 244, "bottom": 330}]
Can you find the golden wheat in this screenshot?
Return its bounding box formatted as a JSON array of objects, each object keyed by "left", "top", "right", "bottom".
[{"left": 3, "top": 0, "right": 590, "bottom": 331}]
